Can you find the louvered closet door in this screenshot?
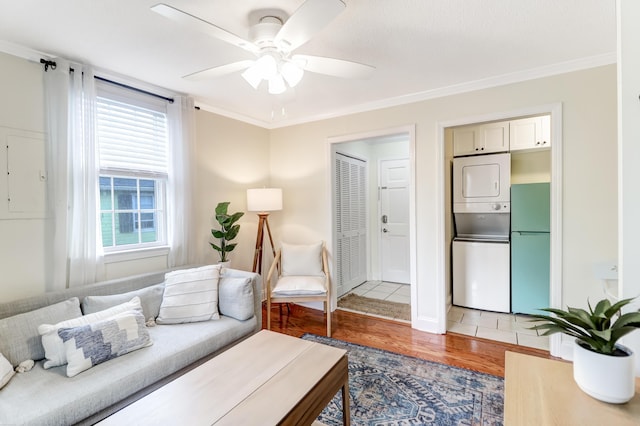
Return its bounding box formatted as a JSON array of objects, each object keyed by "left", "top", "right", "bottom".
[{"left": 335, "top": 153, "right": 367, "bottom": 296}]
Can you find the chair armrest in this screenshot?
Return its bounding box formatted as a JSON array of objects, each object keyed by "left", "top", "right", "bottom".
[{"left": 266, "top": 250, "right": 281, "bottom": 292}]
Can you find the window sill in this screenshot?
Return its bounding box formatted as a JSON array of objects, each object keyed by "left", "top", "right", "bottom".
[{"left": 103, "top": 245, "right": 170, "bottom": 264}]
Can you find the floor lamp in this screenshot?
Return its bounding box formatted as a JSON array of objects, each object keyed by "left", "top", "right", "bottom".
[{"left": 247, "top": 188, "right": 282, "bottom": 275}]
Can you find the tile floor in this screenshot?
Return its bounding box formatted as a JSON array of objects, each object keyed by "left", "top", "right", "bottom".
[
  {"left": 343, "top": 281, "right": 549, "bottom": 351},
  {"left": 345, "top": 280, "right": 411, "bottom": 304},
  {"left": 447, "top": 305, "right": 550, "bottom": 351}
]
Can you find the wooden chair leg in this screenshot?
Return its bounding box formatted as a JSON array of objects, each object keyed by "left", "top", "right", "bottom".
[
  {"left": 326, "top": 300, "right": 331, "bottom": 337},
  {"left": 267, "top": 300, "right": 272, "bottom": 330}
]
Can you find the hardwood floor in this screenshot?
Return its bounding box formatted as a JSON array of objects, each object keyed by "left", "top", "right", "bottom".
[{"left": 262, "top": 303, "right": 554, "bottom": 377}]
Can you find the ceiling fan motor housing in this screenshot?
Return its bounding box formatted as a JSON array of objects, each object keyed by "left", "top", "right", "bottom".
[{"left": 249, "top": 16, "right": 283, "bottom": 47}]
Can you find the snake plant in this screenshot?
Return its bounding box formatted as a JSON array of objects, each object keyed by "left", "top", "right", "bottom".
[{"left": 530, "top": 297, "right": 640, "bottom": 355}]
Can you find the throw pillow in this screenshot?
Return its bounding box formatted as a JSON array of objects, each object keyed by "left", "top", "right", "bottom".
[
  {"left": 218, "top": 277, "right": 254, "bottom": 321},
  {"left": 0, "top": 298, "right": 82, "bottom": 366},
  {"left": 58, "top": 310, "right": 152, "bottom": 378},
  {"left": 81, "top": 283, "right": 164, "bottom": 320},
  {"left": 281, "top": 242, "right": 324, "bottom": 276},
  {"left": 38, "top": 297, "right": 143, "bottom": 369},
  {"left": 156, "top": 265, "right": 221, "bottom": 324},
  {"left": 0, "top": 353, "right": 15, "bottom": 390}
]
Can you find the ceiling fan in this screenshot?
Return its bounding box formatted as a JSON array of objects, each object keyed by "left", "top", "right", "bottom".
[{"left": 151, "top": 0, "right": 375, "bottom": 94}]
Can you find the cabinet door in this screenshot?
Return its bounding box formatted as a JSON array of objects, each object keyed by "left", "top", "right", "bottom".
[
  {"left": 510, "top": 116, "right": 551, "bottom": 151},
  {"left": 479, "top": 121, "right": 509, "bottom": 154},
  {"left": 452, "top": 126, "right": 478, "bottom": 157}
]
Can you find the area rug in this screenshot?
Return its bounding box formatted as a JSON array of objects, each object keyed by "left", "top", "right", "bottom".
[
  {"left": 337, "top": 293, "right": 411, "bottom": 321},
  {"left": 302, "top": 334, "right": 504, "bottom": 426}
]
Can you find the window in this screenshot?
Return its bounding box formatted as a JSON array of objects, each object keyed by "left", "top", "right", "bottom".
[{"left": 97, "top": 82, "right": 168, "bottom": 251}]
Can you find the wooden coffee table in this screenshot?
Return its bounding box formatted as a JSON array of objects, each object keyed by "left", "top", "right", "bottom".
[{"left": 98, "top": 330, "right": 350, "bottom": 425}]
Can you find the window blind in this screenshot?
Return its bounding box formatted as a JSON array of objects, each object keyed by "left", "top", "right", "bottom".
[{"left": 96, "top": 96, "right": 168, "bottom": 174}]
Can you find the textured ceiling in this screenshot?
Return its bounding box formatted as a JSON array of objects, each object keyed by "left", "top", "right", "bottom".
[{"left": 0, "top": 0, "right": 616, "bottom": 128}]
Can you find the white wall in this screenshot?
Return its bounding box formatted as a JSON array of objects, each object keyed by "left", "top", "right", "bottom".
[
  {"left": 269, "top": 65, "right": 618, "bottom": 332},
  {"left": 618, "top": 0, "right": 640, "bottom": 374},
  {"left": 0, "top": 52, "right": 47, "bottom": 300}
]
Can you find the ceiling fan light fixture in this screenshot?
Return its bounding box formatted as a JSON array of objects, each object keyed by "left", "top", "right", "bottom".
[
  {"left": 255, "top": 54, "right": 278, "bottom": 79},
  {"left": 241, "top": 64, "right": 262, "bottom": 89},
  {"left": 268, "top": 74, "right": 286, "bottom": 94},
  {"left": 281, "top": 61, "right": 304, "bottom": 88}
]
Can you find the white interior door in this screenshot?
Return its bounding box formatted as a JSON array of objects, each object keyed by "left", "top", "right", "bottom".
[
  {"left": 380, "top": 159, "right": 410, "bottom": 284},
  {"left": 335, "top": 153, "right": 367, "bottom": 296}
]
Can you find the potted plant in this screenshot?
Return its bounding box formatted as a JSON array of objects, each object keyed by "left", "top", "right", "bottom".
[
  {"left": 210, "top": 201, "right": 244, "bottom": 265},
  {"left": 530, "top": 297, "right": 640, "bottom": 403}
]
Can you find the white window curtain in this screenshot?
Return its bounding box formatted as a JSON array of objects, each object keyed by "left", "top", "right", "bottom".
[
  {"left": 167, "top": 96, "right": 196, "bottom": 267},
  {"left": 43, "top": 59, "right": 104, "bottom": 290}
]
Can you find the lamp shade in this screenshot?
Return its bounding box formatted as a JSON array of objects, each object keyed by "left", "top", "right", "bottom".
[{"left": 247, "top": 188, "right": 283, "bottom": 212}]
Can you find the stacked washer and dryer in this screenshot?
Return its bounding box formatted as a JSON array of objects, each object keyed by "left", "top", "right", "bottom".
[{"left": 452, "top": 153, "right": 511, "bottom": 313}]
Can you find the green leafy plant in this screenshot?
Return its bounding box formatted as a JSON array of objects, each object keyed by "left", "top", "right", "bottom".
[
  {"left": 210, "top": 202, "right": 244, "bottom": 262},
  {"left": 530, "top": 297, "right": 640, "bottom": 355}
]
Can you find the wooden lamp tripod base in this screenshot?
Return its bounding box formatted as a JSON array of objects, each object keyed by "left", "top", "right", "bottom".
[{"left": 252, "top": 213, "right": 276, "bottom": 275}]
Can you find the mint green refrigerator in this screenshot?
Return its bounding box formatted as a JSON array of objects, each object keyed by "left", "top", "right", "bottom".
[{"left": 511, "top": 183, "right": 550, "bottom": 315}]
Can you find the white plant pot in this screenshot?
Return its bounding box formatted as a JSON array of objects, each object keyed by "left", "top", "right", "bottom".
[{"left": 572, "top": 340, "right": 636, "bottom": 404}]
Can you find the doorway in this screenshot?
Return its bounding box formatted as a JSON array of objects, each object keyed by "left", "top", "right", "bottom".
[{"left": 328, "top": 127, "right": 416, "bottom": 323}]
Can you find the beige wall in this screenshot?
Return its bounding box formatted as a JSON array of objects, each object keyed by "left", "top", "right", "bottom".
[
  {"left": 0, "top": 51, "right": 270, "bottom": 302},
  {"left": 0, "top": 47, "right": 619, "bottom": 337},
  {"left": 270, "top": 64, "right": 618, "bottom": 329},
  {"left": 193, "top": 110, "right": 270, "bottom": 271}
]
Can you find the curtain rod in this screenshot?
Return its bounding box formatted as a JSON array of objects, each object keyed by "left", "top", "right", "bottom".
[
  {"left": 40, "top": 58, "right": 174, "bottom": 104},
  {"left": 94, "top": 75, "right": 174, "bottom": 104}
]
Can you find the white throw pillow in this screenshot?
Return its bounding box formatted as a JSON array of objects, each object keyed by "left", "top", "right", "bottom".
[
  {"left": 58, "top": 310, "right": 152, "bottom": 378},
  {"left": 0, "top": 353, "right": 14, "bottom": 390},
  {"left": 281, "top": 242, "right": 324, "bottom": 277},
  {"left": 272, "top": 276, "right": 327, "bottom": 296},
  {"left": 38, "top": 297, "right": 143, "bottom": 369},
  {"left": 156, "top": 265, "right": 221, "bottom": 324}
]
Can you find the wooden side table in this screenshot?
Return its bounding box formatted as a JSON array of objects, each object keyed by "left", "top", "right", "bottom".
[{"left": 504, "top": 351, "right": 640, "bottom": 425}]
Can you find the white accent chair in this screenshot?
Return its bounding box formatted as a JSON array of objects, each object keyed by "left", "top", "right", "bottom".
[{"left": 266, "top": 242, "right": 331, "bottom": 337}]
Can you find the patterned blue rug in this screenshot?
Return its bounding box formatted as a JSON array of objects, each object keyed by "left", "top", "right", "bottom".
[{"left": 302, "top": 334, "right": 504, "bottom": 426}]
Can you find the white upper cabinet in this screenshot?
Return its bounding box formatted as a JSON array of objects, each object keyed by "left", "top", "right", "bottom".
[
  {"left": 509, "top": 115, "right": 551, "bottom": 151},
  {"left": 453, "top": 121, "right": 510, "bottom": 157}
]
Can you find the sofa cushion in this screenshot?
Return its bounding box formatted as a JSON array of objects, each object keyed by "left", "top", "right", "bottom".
[
  {"left": 0, "top": 353, "right": 14, "bottom": 390},
  {"left": 0, "top": 315, "right": 257, "bottom": 425},
  {"left": 157, "top": 265, "right": 221, "bottom": 324},
  {"left": 281, "top": 242, "right": 324, "bottom": 276},
  {"left": 0, "top": 298, "right": 82, "bottom": 366},
  {"left": 81, "top": 283, "right": 164, "bottom": 320},
  {"left": 218, "top": 277, "right": 254, "bottom": 321},
  {"left": 58, "top": 310, "right": 152, "bottom": 378},
  {"left": 272, "top": 275, "right": 327, "bottom": 296},
  {"left": 39, "top": 297, "right": 143, "bottom": 369}
]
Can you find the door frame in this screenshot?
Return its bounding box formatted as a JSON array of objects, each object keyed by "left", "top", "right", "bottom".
[
  {"left": 327, "top": 125, "right": 417, "bottom": 323},
  {"left": 437, "top": 102, "right": 563, "bottom": 357}
]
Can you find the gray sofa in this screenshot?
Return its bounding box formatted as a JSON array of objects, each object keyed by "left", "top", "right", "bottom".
[{"left": 0, "top": 267, "right": 262, "bottom": 426}]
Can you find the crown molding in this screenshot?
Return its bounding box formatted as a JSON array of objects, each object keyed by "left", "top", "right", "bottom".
[{"left": 265, "top": 52, "right": 616, "bottom": 129}]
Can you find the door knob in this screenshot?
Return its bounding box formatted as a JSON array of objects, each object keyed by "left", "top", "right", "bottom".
[{"left": 382, "top": 228, "right": 389, "bottom": 233}]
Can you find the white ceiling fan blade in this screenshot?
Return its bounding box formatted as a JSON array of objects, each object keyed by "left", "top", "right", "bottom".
[
  {"left": 293, "top": 55, "right": 375, "bottom": 79},
  {"left": 183, "top": 60, "right": 255, "bottom": 81},
  {"left": 151, "top": 3, "right": 259, "bottom": 54},
  {"left": 274, "top": 0, "right": 345, "bottom": 51}
]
